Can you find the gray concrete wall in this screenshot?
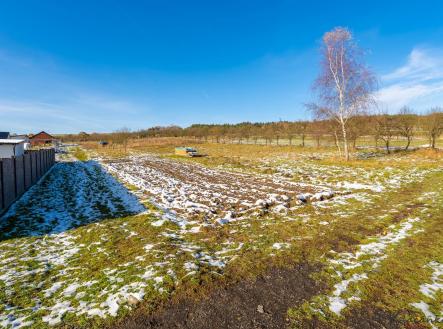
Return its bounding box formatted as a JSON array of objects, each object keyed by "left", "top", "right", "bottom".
[{"left": 15, "top": 156, "right": 25, "bottom": 197}]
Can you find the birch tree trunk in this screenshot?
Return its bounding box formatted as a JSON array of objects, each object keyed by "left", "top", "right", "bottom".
[
  {"left": 334, "top": 130, "right": 342, "bottom": 157},
  {"left": 341, "top": 121, "right": 349, "bottom": 161}
]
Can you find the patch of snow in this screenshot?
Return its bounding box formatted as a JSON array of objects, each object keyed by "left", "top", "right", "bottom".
[
  {"left": 411, "top": 261, "right": 443, "bottom": 327},
  {"left": 272, "top": 242, "right": 290, "bottom": 250},
  {"left": 321, "top": 217, "right": 421, "bottom": 316}
]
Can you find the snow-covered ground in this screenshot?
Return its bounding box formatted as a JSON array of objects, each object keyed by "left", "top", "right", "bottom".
[
  {"left": 101, "top": 154, "right": 435, "bottom": 229},
  {"left": 256, "top": 159, "right": 436, "bottom": 195},
  {"left": 411, "top": 261, "right": 443, "bottom": 328},
  {"left": 0, "top": 157, "right": 249, "bottom": 328},
  {"left": 101, "top": 155, "right": 323, "bottom": 228},
  {"left": 326, "top": 217, "right": 421, "bottom": 315},
  {"left": 299, "top": 184, "right": 441, "bottom": 319},
  {"left": 0, "top": 159, "right": 147, "bottom": 328},
  {"left": 0, "top": 151, "right": 439, "bottom": 328},
  {"left": 0, "top": 160, "right": 144, "bottom": 238}
]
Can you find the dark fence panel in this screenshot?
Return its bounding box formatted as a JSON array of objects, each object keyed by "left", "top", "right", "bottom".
[
  {"left": 31, "top": 152, "right": 37, "bottom": 184},
  {"left": 36, "top": 152, "right": 42, "bottom": 180},
  {"left": 0, "top": 148, "right": 56, "bottom": 214},
  {"left": 43, "top": 150, "right": 48, "bottom": 172},
  {"left": 0, "top": 164, "right": 3, "bottom": 210},
  {"left": 24, "top": 153, "right": 32, "bottom": 189},
  {"left": 15, "top": 156, "right": 25, "bottom": 197},
  {"left": 1, "top": 158, "right": 16, "bottom": 210}
]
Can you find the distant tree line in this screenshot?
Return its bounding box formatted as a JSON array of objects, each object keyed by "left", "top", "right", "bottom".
[
  {"left": 63, "top": 109, "right": 443, "bottom": 152},
  {"left": 63, "top": 27, "right": 443, "bottom": 155}
]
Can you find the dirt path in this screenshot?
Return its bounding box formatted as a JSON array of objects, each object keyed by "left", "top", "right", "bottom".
[{"left": 113, "top": 263, "right": 322, "bottom": 329}]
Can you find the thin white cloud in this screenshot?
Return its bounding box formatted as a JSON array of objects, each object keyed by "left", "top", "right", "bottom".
[
  {"left": 0, "top": 97, "right": 150, "bottom": 134},
  {"left": 0, "top": 48, "right": 151, "bottom": 133},
  {"left": 382, "top": 48, "right": 442, "bottom": 81},
  {"left": 72, "top": 93, "right": 142, "bottom": 114},
  {"left": 376, "top": 47, "right": 443, "bottom": 111}
]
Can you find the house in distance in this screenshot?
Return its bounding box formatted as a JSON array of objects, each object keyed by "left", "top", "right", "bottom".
[{"left": 30, "top": 131, "right": 57, "bottom": 146}]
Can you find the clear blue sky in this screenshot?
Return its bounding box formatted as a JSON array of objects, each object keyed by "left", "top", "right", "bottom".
[{"left": 1, "top": 0, "right": 443, "bottom": 134}]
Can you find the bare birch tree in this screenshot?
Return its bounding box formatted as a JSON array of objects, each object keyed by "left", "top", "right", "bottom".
[{"left": 308, "top": 27, "right": 376, "bottom": 160}]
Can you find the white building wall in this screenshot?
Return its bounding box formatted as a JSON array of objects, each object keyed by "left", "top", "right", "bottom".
[
  {"left": 14, "top": 143, "right": 25, "bottom": 156},
  {"left": 0, "top": 143, "right": 25, "bottom": 158}
]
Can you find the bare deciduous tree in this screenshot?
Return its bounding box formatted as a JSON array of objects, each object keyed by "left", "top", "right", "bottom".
[
  {"left": 347, "top": 116, "right": 370, "bottom": 149},
  {"left": 113, "top": 127, "right": 131, "bottom": 152},
  {"left": 396, "top": 106, "right": 416, "bottom": 150},
  {"left": 297, "top": 121, "right": 309, "bottom": 147},
  {"left": 374, "top": 114, "right": 397, "bottom": 154},
  {"left": 422, "top": 108, "right": 443, "bottom": 149},
  {"left": 308, "top": 27, "right": 377, "bottom": 160}
]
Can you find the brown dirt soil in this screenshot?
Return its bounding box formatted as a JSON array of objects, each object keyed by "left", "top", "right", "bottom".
[
  {"left": 113, "top": 263, "right": 323, "bottom": 329},
  {"left": 343, "top": 306, "right": 421, "bottom": 329}
]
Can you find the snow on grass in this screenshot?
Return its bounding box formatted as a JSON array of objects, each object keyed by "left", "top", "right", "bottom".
[
  {"left": 257, "top": 159, "right": 436, "bottom": 197},
  {"left": 0, "top": 233, "right": 80, "bottom": 328},
  {"left": 411, "top": 261, "right": 443, "bottom": 327},
  {"left": 0, "top": 158, "right": 150, "bottom": 328},
  {"left": 419, "top": 262, "right": 443, "bottom": 299},
  {"left": 303, "top": 217, "right": 423, "bottom": 317},
  {"left": 1, "top": 216, "right": 245, "bottom": 328},
  {"left": 327, "top": 217, "right": 421, "bottom": 315},
  {"left": 0, "top": 226, "right": 171, "bottom": 328},
  {"left": 272, "top": 242, "right": 290, "bottom": 250},
  {"left": 0, "top": 160, "right": 145, "bottom": 238},
  {"left": 1, "top": 149, "right": 438, "bottom": 328}
]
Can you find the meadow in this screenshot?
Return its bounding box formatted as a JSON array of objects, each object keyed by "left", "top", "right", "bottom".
[{"left": 0, "top": 139, "right": 442, "bottom": 328}]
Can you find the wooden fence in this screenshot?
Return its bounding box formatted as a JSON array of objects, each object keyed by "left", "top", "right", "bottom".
[{"left": 0, "top": 148, "right": 55, "bottom": 214}]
